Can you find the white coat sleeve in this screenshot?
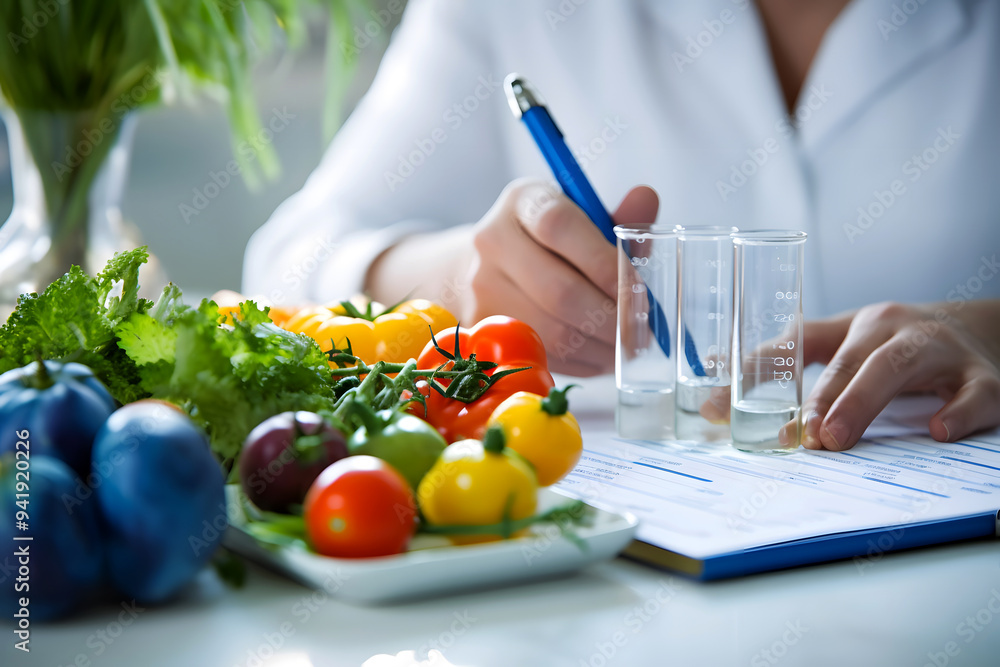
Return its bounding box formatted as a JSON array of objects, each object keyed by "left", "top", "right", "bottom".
[{"left": 242, "top": 0, "right": 512, "bottom": 304}]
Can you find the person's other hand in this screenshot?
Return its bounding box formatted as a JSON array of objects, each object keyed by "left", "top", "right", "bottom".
[
  {"left": 800, "top": 300, "right": 1000, "bottom": 451},
  {"left": 458, "top": 179, "right": 658, "bottom": 376}
]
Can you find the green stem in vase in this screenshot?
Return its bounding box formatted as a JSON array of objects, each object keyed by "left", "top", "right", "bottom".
[{"left": 14, "top": 109, "right": 126, "bottom": 278}]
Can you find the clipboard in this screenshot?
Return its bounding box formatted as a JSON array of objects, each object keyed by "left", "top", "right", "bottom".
[
  {"left": 557, "top": 426, "right": 1000, "bottom": 580},
  {"left": 622, "top": 510, "right": 1000, "bottom": 580}
]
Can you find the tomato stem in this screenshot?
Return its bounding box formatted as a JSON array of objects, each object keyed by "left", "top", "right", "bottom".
[
  {"left": 346, "top": 397, "right": 386, "bottom": 435},
  {"left": 418, "top": 499, "right": 591, "bottom": 548},
  {"left": 541, "top": 385, "right": 577, "bottom": 416},
  {"left": 290, "top": 415, "right": 327, "bottom": 464},
  {"left": 482, "top": 425, "right": 506, "bottom": 454},
  {"left": 329, "top": 359, "right": 529, "bottom": 405}
]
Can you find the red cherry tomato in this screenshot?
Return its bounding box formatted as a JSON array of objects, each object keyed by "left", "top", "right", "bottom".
[{"left": 303, "top": 456, "right": 417, "bottom": 558}]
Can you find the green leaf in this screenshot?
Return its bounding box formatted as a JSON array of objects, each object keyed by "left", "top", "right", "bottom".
[
  {"left": 97, "top": 247, "right": 150, "bottom": 322},
  {"left": 0, "top": 266, "right": 112, "bottom": 373},
  {"left": 115, "top": 311, "right": 178, "bottom": 365},
  {"left": 418, "top": 500, "right": 594, "bottom": 553},
  {"left": 0, "top": 249, "right": 154, "bottom": 405},
  {"left": 211, "top": 548, "right": 247, "bottom": 588}
]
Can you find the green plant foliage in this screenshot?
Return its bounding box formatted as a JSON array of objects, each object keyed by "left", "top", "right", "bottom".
[{"left": 0, "top": 0, "right": 366, "bottom": 185}]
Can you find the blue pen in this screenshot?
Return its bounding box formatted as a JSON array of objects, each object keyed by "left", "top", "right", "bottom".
[{"left": 503, "top": 74, "right": 704, "bottom": 374}]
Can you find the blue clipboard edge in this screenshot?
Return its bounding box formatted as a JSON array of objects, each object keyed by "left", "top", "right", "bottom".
[{"left": 622, "top": 510, "right": 1000, "bottom": 581}]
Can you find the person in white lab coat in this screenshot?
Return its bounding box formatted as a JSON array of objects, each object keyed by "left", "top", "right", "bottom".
[{"left": 243, "top": 0, "right": 1000, "bottom": 450}]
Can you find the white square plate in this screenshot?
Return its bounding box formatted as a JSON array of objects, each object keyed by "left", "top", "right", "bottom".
[{"left": 223, "top": 487, "right": 638, "bottom": 605}]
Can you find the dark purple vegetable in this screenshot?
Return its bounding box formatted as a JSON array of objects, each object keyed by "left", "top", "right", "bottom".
[
  {"left": 0, "top": 454, "right": 105, "bottom": 621},
  {"left": 0, "top": 361, "right": 115, "bottom": 479},
  {"left": 239, "top": 411, "right": 348, "bottom": 513},
  {"left": 93, "top": 402, "right": 225, "bottom": 604}
]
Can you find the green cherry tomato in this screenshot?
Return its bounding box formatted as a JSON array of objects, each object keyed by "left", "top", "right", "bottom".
[{"left": 347, "top": 409, "right": 447, "bottom": 490}]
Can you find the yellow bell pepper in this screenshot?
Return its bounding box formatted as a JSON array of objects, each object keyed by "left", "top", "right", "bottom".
[{"left": 282, "top": 298, "right": 457, "bottom": 365}]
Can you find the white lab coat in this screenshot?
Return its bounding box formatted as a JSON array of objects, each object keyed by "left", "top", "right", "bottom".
[{"left": 243, "top": 0, "right": 1000, "bottom": 318}]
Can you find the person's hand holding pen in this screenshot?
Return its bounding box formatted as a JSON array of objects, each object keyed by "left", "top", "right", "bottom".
[
  {"left": 366, "top": 180, "right": 658, "bottom": 377},
  {"left": 368, "top": 74, "right": 660, "bottom": 377}
]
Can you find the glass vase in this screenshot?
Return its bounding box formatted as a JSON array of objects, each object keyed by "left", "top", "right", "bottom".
[{"left": 0, "top": 108, "right": 162, "bottom": 314}]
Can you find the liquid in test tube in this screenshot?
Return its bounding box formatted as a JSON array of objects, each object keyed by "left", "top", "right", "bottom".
[
  {"left": 675, "top": 226, "right": 736, "bottom": 443},
  {"left": 730, "top": 230, "right": 807, "bottom": 453},
  {"left": 614, "top": 224, "right": 677, "bottom": 440}
]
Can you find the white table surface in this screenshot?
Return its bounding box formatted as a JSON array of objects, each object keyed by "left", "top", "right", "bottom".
[
  {"left": 12, "top": 377, "right": 1000, "bottom": 667},
  {"left": 16, "top": 540, "right": 1000, "bottom": 667}
]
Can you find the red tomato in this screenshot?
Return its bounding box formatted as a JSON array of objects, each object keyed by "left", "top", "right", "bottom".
[
  {"left": 419, "top": 316, "right": 548, "bottom": 370},
  {"left": 303, "top": 456, "right": 417, "bottom": 558},
  {"left": 414, "top": 316, "right": 555, "bottom": 443}
]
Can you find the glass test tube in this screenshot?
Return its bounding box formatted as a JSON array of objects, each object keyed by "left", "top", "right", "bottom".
[
  {"left": 614, "top": 225, "right": 677, "bottom": 441},
  {"left": 675, "top": 226, "right": 737, "bottom": 442},
  {"left": 731, "top": 230, "right": 806, "bottom": 453}
]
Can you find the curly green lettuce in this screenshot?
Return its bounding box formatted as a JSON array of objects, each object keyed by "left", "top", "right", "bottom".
[{"left": 0, "top": 248, "right": 337, "bottom": 468}]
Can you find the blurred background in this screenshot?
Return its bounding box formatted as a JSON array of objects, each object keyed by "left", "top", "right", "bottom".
[{"left": 0, "top": 1, "right": 404, "bottom": 296}]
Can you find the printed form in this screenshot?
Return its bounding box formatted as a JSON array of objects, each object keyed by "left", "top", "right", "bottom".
[{"left": 557, "top": 399, "right": 1000, "bottom": 561}]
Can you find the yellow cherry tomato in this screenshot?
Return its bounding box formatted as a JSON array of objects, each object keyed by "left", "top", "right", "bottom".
[
  {"left": 417, "top": 427, "right": 538, "bottom": 544},
  {"left": 488, "top": 387, "right": 582, "bottom": 486}
]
